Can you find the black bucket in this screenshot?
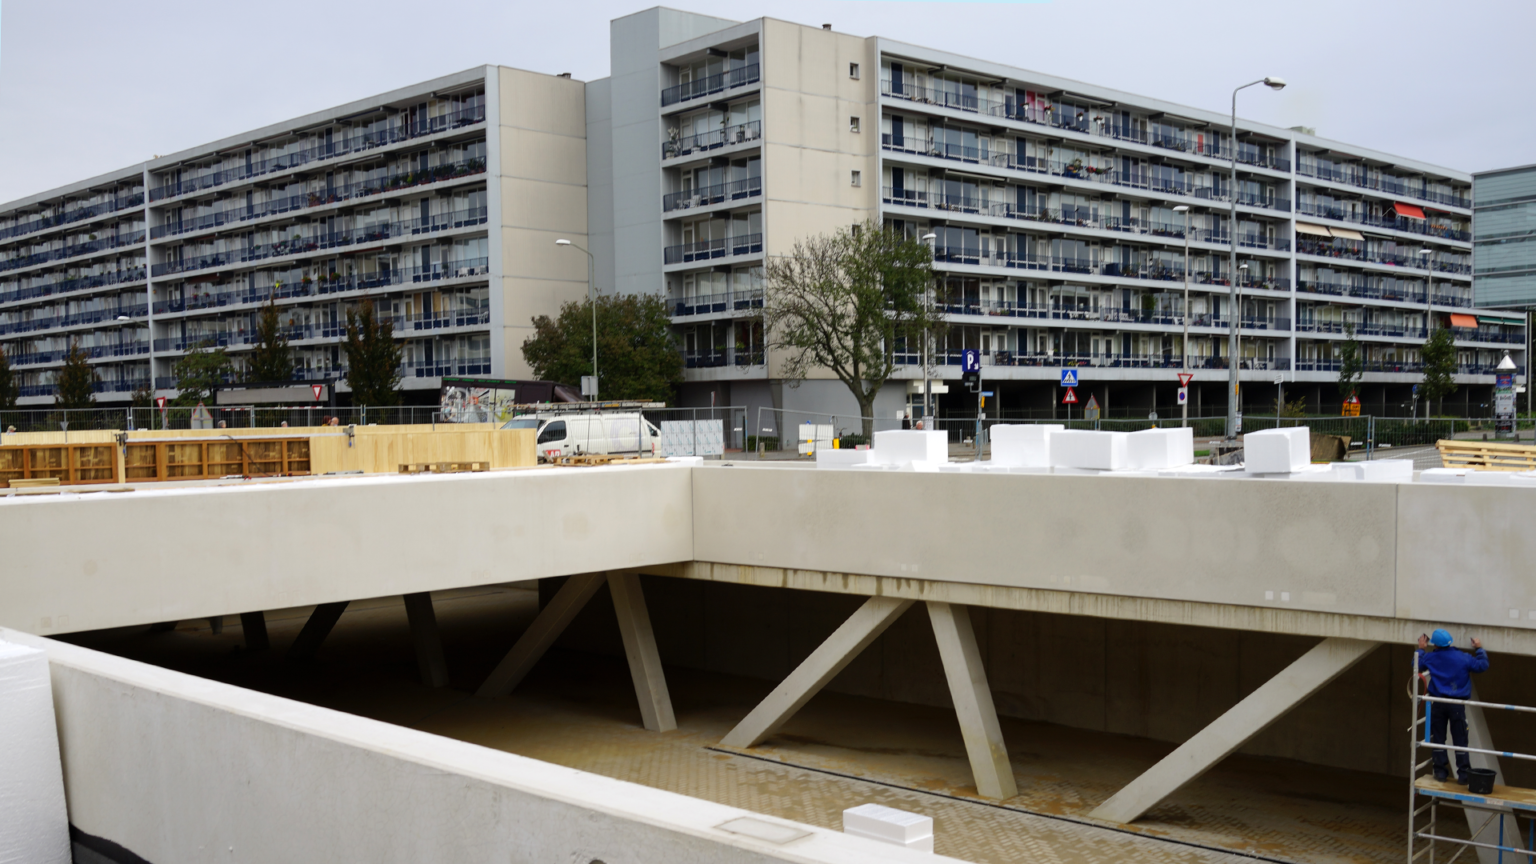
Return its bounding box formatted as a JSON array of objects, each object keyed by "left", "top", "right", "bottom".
[{"left": 1466, "top": 768, "right": 1497, "bottom": 795}]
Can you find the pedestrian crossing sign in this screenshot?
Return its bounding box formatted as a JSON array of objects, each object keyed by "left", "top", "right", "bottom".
[{"left": 1060, "top": 369, "right": 1079, "bottom": 387}]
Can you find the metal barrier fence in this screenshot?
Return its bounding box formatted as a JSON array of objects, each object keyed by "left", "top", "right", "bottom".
[{"left": 0, "top": 405, "right": 447, "bottom": 433}]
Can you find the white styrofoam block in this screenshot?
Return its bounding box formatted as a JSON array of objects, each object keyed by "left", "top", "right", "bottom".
[
  {"left": 871, "top": 430, "right": 947, "bottom": 465},
  {"left": 989, "top": 424, "right": 1062, "bottom": 467},
  {"left": 1243, "top": 427, "right": 1310, "bottom": 474},
  {"left": 1330, "top": 460, "right": 1414, "bottom": 483},
  {"left": 1418, "top": 468, "right": 1468, "bottom": 484},
  {"left": 844, "top": 803, "right": 934, "bottom": 852},
  {"left": 1050, "top": 430, "right": 1127, "bottom": 470},
  {"left": 0, "top": 641, "right": 71, "bottom": 864},
  {"left": 815, "top": 449, "right": 871, "bottom": 469},
  {"left": 1125, "top": 427, "right": 1194, "bottom": 470}
]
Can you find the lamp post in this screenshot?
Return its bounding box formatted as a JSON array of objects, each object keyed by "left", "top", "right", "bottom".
[
  {"left": 555, "top": 239, "right": 598, "bottom": 399},
  {"left": 1173, "top": 205, "right": 1191, "bottom": 427},
  {"left": 922, "top": 232, "right": 938, "bottom": 426},
  {"left": 1226, "top": 76, "right": 1286, "bottom": 440}
]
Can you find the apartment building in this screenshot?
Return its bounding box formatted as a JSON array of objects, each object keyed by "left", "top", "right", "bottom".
[
  {"left": 589, "top": 9, "right": 1524, "bottom": 421},
  {"left": 0, "top": 66, "right": 588, "bottom": 405},
  {"left": 1474, "top": 163, "right": 1536, "bottom": 310}
]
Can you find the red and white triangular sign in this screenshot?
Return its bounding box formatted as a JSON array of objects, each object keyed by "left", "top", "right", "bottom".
[
  {"left": 155, "top": 396, "right": 167, "bottom": 410},
  {"left": 1177, "top": 372, "right": 1194, "bottom": 387},
  {"left": 1347, "top": 394, "right": 1360, "bottom": 404},
  {"left": 312, "top": 384, "right": 324, "bottom": 401},
  {"left": 1084, "top": 393, "right": 1099, "bottom": 411},
  {"left": 1062, "top": 387, "right": 1078, "bottom": 404}
]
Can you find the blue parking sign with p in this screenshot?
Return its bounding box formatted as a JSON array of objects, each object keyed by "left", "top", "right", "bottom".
[
  {"left": 962, "top": 349, "right": 980, "bottom": 372},
  {"left": 1060, "top": 369, "right": 1079, "bottom": 387}
]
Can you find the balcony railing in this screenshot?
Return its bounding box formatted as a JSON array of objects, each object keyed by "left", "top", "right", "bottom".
[
  {"left": 1295, "top": 319, "right": 1429, "bottom": 339},
  {"left": 0, "top": 230, "right": 148, "bottom": 275},
  {"left": 1295, "top": 162, "right": 1471, "bottom": 209},
  {"left": 149, "top": 308, "right": 490, "bottom": 355},
  {"left": 664, "top": 121, "right": 761, "bottom": 159},
  {"left": 1294, "top": 201, "right": 1471, "bottom": 243},
  {"left": 670, "top": 288, "right": 764, "bottom": 317},
  {"left": 662, "top": 64, "right": 760, "bottom": 107},
  {"left": 663, "top": 233, "right": 762, "bottom": 265},
  {"left": 662, "top": 176, "right": 762, "bottom": 212},
  {"left": 0, "top": 303, "right": 148, "bottom": 337},
  {"left": 879, "top": 79, "right": 1293, "bottom": 172},
  {"left": 928, "top": 242, "right": 1288, "bottom": 289},
  {"left": 1294, "top": 358, "right": 1521, "bottom": 376},
  {"left": 151, "top": 258, "right": 490, "bottom": 316},
  {"left": 0, "top": 192, "right": 145, "bottom": 244},
  {"left": 683, "top": 346, "right": 765, "bottom": 368},
  {"left": 147, "top": 103, "right": 487, "bottom": 202},
  {"left": 152, "top": 203, "right": 488, "bottom": 278},
  {"left": 1295, "top": 238, "right": 1472, "bottom": 274},
  {"left": 6, "top": 341, "right": 150, "bottom": 368},
  {"left": 894, "top": 348, "right": 1292, "bottom": 371},
  {"left": 0, "top": 268, "right": 148, "bottom": 307}
]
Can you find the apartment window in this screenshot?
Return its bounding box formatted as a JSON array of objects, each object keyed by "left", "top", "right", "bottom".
[
  {"left": 851, "top": 170, "right": 862, "bottom": 187},
  {"left": 849, "top": 116, "right": 861, "bottom": 133},
  {"left": 849, "top": 62, "right": 861, "bottom": 80}
]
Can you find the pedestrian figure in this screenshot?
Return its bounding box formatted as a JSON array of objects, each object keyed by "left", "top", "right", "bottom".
[
  {"left": 1416, "top": 629, "right": 1489, "bottom": 784},
  {"left": 901, "top": 412, "right": 911, "bottom": 430}
]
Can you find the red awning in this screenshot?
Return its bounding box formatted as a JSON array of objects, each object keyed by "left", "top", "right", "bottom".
[
  {"left": 1394, "top": 202, "right": 1427, "bottom": 220},
  {"left": 1449, "top": 313, "right": 1478, "bottom": 328}
]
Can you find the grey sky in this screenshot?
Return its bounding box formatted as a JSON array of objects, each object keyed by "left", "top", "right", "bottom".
[{"left": 1, "top": 0, "right": 1529, "bottom": 205}]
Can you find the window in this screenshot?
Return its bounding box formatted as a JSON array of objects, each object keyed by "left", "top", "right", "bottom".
[
  {"left": 849, "top": 62, "right": 860, "bottom": 80},
  {"left": 849, "top": 116, "right": 861, "bottom": 133},
  {"left": 536, "top": 421, "right": 566, "bottom": 444},
  {"left": 851, "top": 170, "right": 862, "bottom": 187}
]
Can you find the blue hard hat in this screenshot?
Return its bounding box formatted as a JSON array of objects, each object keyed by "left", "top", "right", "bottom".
[{"left": 1432, "top": 629, "right": 1453, "bottom": 648}]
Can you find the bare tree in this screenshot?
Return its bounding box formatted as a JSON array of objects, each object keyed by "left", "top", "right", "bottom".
[{"left": 764, "top": 222, "right": 943, "bottom": 439}]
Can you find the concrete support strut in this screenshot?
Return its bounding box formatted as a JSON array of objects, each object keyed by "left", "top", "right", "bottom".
[
  {"left": 720, "top": 597, "right": 914, "bottom": 750},
  {"left": 607, "top": 573, "right": 676, "bottom": 732},
  {"left": 1464, "top": 685, "right": 1525, "bottom": 864},
  {"left": 285, "top": 601, "right": 350, "bottom": 663},
  {"left": 475, "top": 573, "right": 607, "bottom": 698},
  {"left": 1090, "top": 636, "right": 1378, "bottom": 824},
  {"left": 402, "top": 593, "right": 449, "bottom": 689},
  {"left": 239, "top": 611, "right": 269, "bottom": 652},
  {"left": 927, "top": 602, "right": 1017, "bottom": 800}
]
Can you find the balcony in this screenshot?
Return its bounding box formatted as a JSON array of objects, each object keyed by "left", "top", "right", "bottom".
[
  {"left": 1295, "top": 237, "right": 1471, "bottom": 274},
  {"left": 402, "top": 357, "right": 492, "bottom": 379},
  {"left": 662, "top": 176, "right": 762, "bottom": 212},
  {"left": 151, "top": 258, "right": 491, "bottom": 316},
  {"left": 1294, "top": 358, "right": 1520, "bottom": 376},
  {"left": 1295, "top": 319, "right": 1429, "bottom": 339},
  {"left": 6, "top": 342, "right": 150, "bottom": 368},
  {"left": 670, "top": 288, "right": 764, "bottom": 317},
  {"left": 1294, "top": 201, "right": 1471, "bottom": 243},
  {"left": 899, "top": 348, "right": 1292, "bottom": 372},
  {"left": 1295, "top": 162, "right": 1471, "bottom": 210},
  {"left": 0, "top": 230, "right": 148, "bottom": 275},
  {"left": 0, "top": 192, "right": 145, "bottom": 244},
  {"left": 661, "top": 64, "right": 760, "bottom": 108},
  {"left": 664, "top": 233, "right": 762, "bottom": 265},
  {"left": 151, "top": 202, "right": 489, "bottom": 278},
  {"left": 928, "top": 242, "right": 1288, "bottom": 289},
  {"left": 664, "top": 121, "right": 761, "bottom": 160},
  {"left": 0, "top": 268, "right": 148, "bottom": 307},
  {"left": 0, "top": 303, "right": 148, "bottom": 337},
  {"left": 683, "top": 346, "right": 764, "bottom": 368},
  {"left": 147, "top": 104, "right": 487, "bottom": 202}
]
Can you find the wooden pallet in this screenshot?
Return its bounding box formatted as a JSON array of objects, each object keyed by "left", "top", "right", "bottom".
[
  {"left": 398, "top": 461, "right": 491, "bottom": 475},
  {"left": 1436, "top": 439, "right": 1536, "bottom": 472}
]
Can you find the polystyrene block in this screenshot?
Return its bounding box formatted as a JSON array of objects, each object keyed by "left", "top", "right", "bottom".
[
  {"left": 816, "top": 449, "right": 871, "bottom": 469},
  {"left": 989, "top": 424, "right": 1062, "bottom": 467},
  {"left": 871, "top": 430, "right": 947, "bottom": 465},
  {"left": 1244, "top": 427, "right": 1310, "bottom": 473},
  {"left": 844, "top": 803, "right": 934, "bottom": 851},
  {"left": 1050, "top": 430, "right": 1127, "bottom": 470},
  {"left": 1331, "top": 460, "right": 1414, "bottom": 483},
  {"left": 1125, "top": 427, "right": 1194, "bottom": 470},
  {"left": 1418, "top": 468, "right": 1467, "bottom": 484},
  {"left": 0, "top": 641, "right": 71, "bottom": 864}
]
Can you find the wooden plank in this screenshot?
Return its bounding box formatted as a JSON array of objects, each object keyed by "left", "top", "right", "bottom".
[{"left": 1416, "top": 777, "right": 1536, "bottom": 813}]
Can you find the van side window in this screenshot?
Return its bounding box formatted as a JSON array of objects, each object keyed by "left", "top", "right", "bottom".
[{"left": 537, "top": 421, "right": 567, "bottom": 444}]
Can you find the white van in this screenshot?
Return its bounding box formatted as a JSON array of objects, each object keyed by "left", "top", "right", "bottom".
[{"left": 502, "top": 413, "right": 662, "bottom": 460}]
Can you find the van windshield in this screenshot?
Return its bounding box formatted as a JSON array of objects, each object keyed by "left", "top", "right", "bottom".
[
  {"left": 501, "top": 418, "right": 540, "bottom": 429},
  {"left": 536, "top": 421, "right": 567, "bottom": 444}
]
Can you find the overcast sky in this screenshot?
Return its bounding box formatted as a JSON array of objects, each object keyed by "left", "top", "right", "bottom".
[{"left": 2, "top": 0, "right": 1530, "bottom": 204}]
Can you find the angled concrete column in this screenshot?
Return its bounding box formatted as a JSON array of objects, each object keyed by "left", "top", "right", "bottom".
[
  {"left": 475, "top": 572, "right": 606, "bottom": 698},
  {"left": 1465, "top": 685, "right": 1524, "bottom": 864},
  {"left": 402, "top": 593, "right": 449, "bottom": 689},
  {"left": 607, "top": 573, "right": 675, "bottom": 732},
  {"left": 285, "top": 601, "right": 350, "bottom": 662},
  {"left": 238, "top": 611, "right": 269, "bottom": 651},
  {"left": 927, "top": 602, "right": 1017, "bottom": 800},
  {"left": 721, "top": 596, "right": 914, "bottom": 749},
  {"left": 1091, "top": 637, "right": 1378, "bottom": 824}
]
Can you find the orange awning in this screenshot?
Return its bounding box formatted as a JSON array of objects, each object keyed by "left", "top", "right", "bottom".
[
  {"left": 1449, "top": 313, "right": 1478, "bottom": 328},
  {"left": 1394, "top": 202, "right": 1427, "bottom": 220}
]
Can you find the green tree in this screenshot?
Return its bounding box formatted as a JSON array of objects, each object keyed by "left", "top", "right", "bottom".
[
  {"left": 171, "top": 340, "right": 236, "bottom": 406},
  {"left": 763, "top": 221, "right": 944, "bottom": 438},
  {"left": 0, "top": 343, "right": 17, "bottom": 409},
  {"left": 342, "top": 300, "right": 402, "bottom": 407},
  {"left": 1336, "top": 321, "right": 1364, "bottom": 406},
  {"left": 130, "top": 383, "right": 154, "bottom": 410},
  {"left": 246, "top": 295, "right": 293, "bottom": 383},
  {"left": 522, "top": 292, "right": 683, "bottom": 403},
  {"left": 1420, "top": 325, "right": 1457, "bottom": 416},
  {"left": 54, "top": 341, "right": 97, "bottom": 409}
]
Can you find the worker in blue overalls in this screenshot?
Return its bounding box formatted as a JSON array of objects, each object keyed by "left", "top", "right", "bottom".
[{"left": 1416, "top": 628, "right": 1490, "bottom": 784}]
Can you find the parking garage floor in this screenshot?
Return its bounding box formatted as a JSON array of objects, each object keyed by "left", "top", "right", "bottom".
[{"left": 63, "top": 584, "right": 1459, "bottom": 864}]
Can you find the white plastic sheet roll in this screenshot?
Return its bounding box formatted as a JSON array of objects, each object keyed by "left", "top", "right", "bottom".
[{"left": 0, "top": 640, "right": 70, "bottom": 864}]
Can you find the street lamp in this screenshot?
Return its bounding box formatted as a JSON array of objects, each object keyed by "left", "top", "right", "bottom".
[
  {"left": 1226, "top": 76, "right": 1285, "bottom": 440},
  {"left": 1173, "top": 204, "right": 1191, "bottom": 427},
  {"left": 555, "top": 239, "right": 598, "bottom": 400},
  {"left": 921, "top": 232, "right": 938, "bottom": 426}
]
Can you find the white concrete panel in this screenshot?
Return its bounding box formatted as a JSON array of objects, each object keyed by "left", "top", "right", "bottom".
[
  {"left": 1245, "top": 428, "right": 1311, "bottom": 474},
  {"left": 6, "top": 629, "right": 956, "bottom": 864},
  {"left": 691, "top": 468, "right": 1400, "bottom": 616},
  {"left": 0, "top": 641, "right": 70, "bottom": 864},
  {"left": 990, "top": 424, "right": 1060, "bottom": 468},
  {"left": 0, "top": 467, "right": 694, "bottom": 635},
  {"left": 1396, "top": 484, "right": 1536, "bottom": 630}
]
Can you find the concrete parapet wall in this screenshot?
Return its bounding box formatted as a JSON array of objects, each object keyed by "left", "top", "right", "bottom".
[{"left": 1, "top": 628, "right": 946, "bottom": 864}]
